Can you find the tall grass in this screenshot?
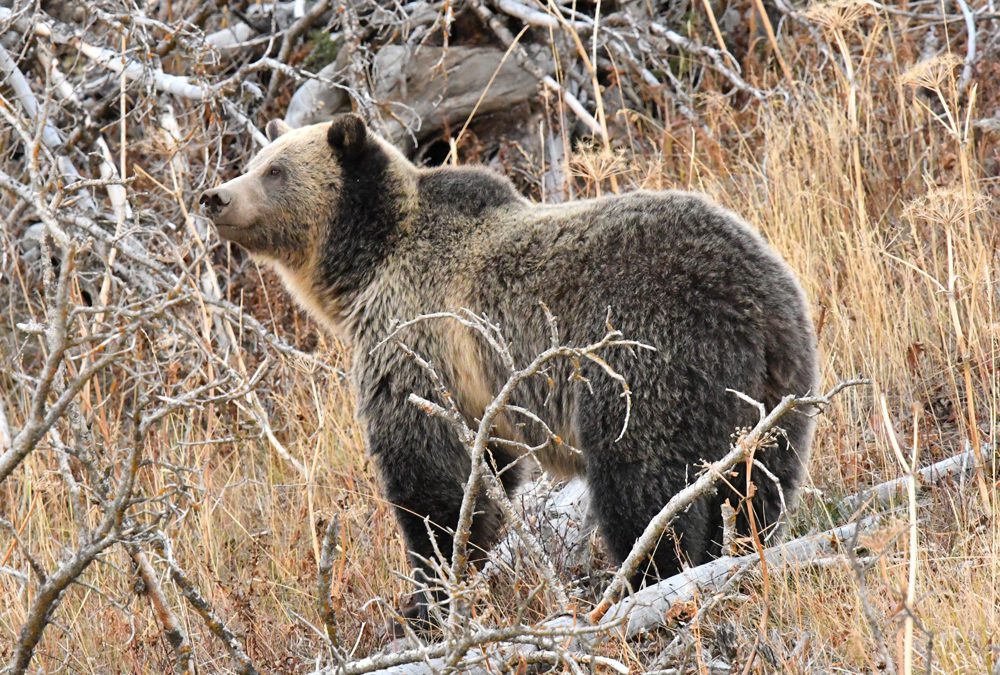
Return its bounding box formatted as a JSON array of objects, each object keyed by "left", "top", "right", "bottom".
[{"left": 1, "top": 8, "right": 997, "bottom": 673}]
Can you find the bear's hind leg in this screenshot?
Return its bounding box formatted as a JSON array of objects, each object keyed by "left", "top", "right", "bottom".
[
  {"left": 586, "top": 456, "right": 714, "bottom": 589},
  {"left": 572, "top": 353, "right": 733, "bottom": 590}
]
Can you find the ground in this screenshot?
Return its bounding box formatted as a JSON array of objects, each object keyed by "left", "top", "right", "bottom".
[{"left": 0, "top": 4, "right": 998, "bottom": 673}]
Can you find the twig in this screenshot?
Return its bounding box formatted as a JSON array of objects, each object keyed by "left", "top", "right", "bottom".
[
  {"left": 153, "top": 532, "right": 259, "bottom": 675},
  {"left": 316, "top": 517, "right": 343, "bottom": 655},
  {"left": 0, "top": 517, "right": 47, "bottom": 584},
  {"left": 391, "top": 310, "right": 650, "bottom": 615},
  {"left": 720, "top": 500, "right": 739, "bottom": 556},
  {"left": 128, "top": 545, "right": 195, "bottom": 675},
  {"left": 409, "top": 392, "right": 571, "bottom": 613}
]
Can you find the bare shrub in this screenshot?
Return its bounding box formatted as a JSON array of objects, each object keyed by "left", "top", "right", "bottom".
[{"left": 0, "top": 0, "right": 997, "bottom": 672}]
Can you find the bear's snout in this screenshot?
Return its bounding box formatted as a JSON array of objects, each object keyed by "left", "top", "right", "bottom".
[{"left": 199, "top": 187, "right": 233, "bottom": 219}]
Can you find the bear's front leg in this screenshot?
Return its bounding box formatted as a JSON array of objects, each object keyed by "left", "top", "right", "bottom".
[{"left": 360, "top": 369, "right": 510, "bottom": 635}]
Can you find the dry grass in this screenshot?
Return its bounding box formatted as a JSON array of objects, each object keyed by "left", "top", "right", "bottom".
[{"left": 2, "top": 6, "right": 998, "bottom": 674}]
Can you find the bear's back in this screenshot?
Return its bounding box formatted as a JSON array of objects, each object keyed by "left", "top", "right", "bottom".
[{"left": 460, "top": 189, "right": 797, "bottom": 322}]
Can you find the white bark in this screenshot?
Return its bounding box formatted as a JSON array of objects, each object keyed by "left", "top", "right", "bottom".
[
  {"left": 841, "top": 442, "right": 981, "bottom": 512},
  {"left": 600, "top": 516, "right": 879, "bottom": 639},
  {"left": 1, "top": 8, "right": 210, "bottom": 100}
]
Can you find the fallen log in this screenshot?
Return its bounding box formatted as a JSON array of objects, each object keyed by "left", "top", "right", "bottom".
[
  {"left": 840, "top": 441, "right": 984, "bottom": 512},
  {"left": 599, "top": 516, "right": 879, "bottom": 639},
  {"left": 286, "top": 45, "right": 543, "bottom": 151}
]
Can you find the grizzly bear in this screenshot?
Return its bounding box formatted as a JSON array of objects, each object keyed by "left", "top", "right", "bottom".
[{"left": 201, "top": 114, "right": 819, "bottom": 623}]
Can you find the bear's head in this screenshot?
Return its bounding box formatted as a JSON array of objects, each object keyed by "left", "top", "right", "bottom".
[{"left": 200, "top": 114, "right": 417, "bottom": 324}]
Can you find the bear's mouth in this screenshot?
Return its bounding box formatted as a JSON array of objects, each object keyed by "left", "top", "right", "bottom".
[{"left": 213, "top": 223, "right": 250, "bottom": 244}]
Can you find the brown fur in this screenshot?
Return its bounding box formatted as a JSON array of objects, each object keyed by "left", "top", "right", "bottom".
[{"left": 201, "top": 115, "right": 819, "bottom": 628}]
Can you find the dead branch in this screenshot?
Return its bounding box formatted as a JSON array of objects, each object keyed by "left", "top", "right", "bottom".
[
  {"left": 3, "top": 9, "right": 210, "bottom": 100},
  {"left": 340, "top": 515, "right": 885, "bottom": 672},
  {"left": 128, "top": 545, "right": 195, "bottom": 675},
  {"left": 464, "top": 0, "right": 604, "bottom": 138},
  {"left": 840, "top": 441, "right": 984, "bottom": 513},
  {"left": 322, "top": 616, "right": 620, "bottom": 674},
  {"left": 599, "top": 515, "right": 881, "bottom": 639},
  {"left": 153, "top": 532, "right": 259, "bottom": 675}
]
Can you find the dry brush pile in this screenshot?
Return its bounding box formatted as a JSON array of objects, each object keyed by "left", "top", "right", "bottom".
[{"left": 0, "top": 0, "right": 998, "bottom": 673}]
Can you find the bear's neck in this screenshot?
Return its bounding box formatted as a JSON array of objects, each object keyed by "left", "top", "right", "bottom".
[
  {"left": 270, "top": 259, "right": 351, "bottom": 338},
  {"left": 338, "top": 166, "right": 524, "bottom": 340},
  {"left": 280, "top": 151, "right": 418, "bottom": 337},
  {"left": 275, "top": 162, "right": 523, "bottom": 342}
]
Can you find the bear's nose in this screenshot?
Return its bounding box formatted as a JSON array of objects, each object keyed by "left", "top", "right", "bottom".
[{"left": 199, "top": 188, "right": 232, "bottom": 217}]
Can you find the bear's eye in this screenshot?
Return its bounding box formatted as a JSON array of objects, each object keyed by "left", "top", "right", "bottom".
[{"left": 267, "top": 165, "right": 283, "bottom": 178}]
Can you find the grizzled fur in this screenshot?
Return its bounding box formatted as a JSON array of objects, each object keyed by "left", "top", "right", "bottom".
[{"left": 202, "top": 114, "right": 819, "bottom": 616}]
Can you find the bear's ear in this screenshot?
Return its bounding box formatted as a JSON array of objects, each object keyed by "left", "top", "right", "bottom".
[
  {"left": 327, "top": 113, "right": 367, "bottom": 160},
  {"left": 266, "top": 119, "right": 292, "bottom": 142}
]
